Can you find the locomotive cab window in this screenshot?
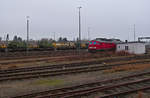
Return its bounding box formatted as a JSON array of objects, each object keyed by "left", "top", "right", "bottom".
[
  {"left": 93, "top": 42, "right": 96, "bottom": 45},
  {"left": 90, "top": 42, "right": 93, "bottom": 45}
]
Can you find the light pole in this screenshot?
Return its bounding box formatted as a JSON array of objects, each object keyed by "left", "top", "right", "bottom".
[
  {"left": 78, "top": 6, "right": 82, "bottom": 50},
  {"left": 26, "top": 16, "right": 30, "bottom": 54}
]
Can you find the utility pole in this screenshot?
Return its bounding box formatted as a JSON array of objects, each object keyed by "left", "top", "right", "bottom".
[
  {"left": 88, "top": 27, "right": 90, "bottom": 40},
  {"left": 4, "top": 34, "right": 9, "bottom": 56},
  {"left": 134, "top": 24, "right": 136, "bottom": 41},
  {"left": 54, "top": 32, "right": 55, "bottom": 41},
  {"left": 26, "top": 16, "right": 30, "bottom": 55},
  {"left": 5, "top": 34, "right": 9, "bottom": 56},
  {"left": 78, "top": 6, "right": 82, "bottom": 50}
]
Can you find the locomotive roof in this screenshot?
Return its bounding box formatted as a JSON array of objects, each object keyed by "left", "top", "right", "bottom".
[{"left": 91, "top": 38, "right": 122, "bottom": 43}]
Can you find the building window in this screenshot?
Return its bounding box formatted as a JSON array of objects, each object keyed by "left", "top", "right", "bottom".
[{"left": 125, "top": 46, "right": 128, "bottom": 50}]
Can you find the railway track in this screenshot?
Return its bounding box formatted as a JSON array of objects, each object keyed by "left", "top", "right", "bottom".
[
  {"left": 12, "top": 71, "right": 150, "bottom": 98},
  {"left": 1, "top": 58, "right": 150, "bottom": 82},
  {"left": 1, "top": 54, "right": 150, "bottom": 74},
  {"left": 0, "top": 51, "right": 117, "bottom": 66},
  {"left": 0, "top": 50, "right": 87, "bottom": 59},
  {"left": 0, "top": 55, "right": 82, "bottom": 65},
  {"left": 0, "top": 54, "right": 80, "bottom": 61},
  {"left": 1, "top": 54, "right": 150, "bottom": 75}
]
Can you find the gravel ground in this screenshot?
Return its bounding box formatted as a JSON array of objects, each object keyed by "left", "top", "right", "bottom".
[{"left": 1, "top": 64, "right": 150, "bottom": 98}]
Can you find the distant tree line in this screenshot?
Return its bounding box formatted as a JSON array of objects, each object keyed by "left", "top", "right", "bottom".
[
  {"left": 7, "top": 35, "right": 58, "bottom": 49},
  {"left": 1, "top": 35, "right": 88, "bottom": 50},
  {"left": 8, "top": 36, "right": 26, "bottom": 49}
]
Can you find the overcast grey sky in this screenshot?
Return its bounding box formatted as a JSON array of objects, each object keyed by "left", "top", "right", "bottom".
[{"left": 0, "top": 0, "right": 150, "bottom": 41}]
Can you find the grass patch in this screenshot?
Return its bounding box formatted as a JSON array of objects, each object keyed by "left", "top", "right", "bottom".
[{"left": 34, "top": 79, "right": 64, "bottom": 86}]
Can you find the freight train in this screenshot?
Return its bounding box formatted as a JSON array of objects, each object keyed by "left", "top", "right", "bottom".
[
  {"left": 0, "top": 41, "right": 88, "bottom": 52},
  {"left": 88, "top": 38, "right": 121, "bottom": 52},
  {"left": 53, "top": 41, "right": 88, "bottom": 50}
]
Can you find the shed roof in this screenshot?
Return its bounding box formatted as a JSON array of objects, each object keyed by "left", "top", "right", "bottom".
[{"left": 117, "top": 41, "right": 146, "bottom": 45}]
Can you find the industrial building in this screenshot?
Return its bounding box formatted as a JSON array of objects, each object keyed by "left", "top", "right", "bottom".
[{"left": 116, "top": 42, "right": 146, "bottom": 54}]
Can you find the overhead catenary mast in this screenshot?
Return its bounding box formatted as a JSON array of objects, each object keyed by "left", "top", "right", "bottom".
[
  {"left": 53, "top": 32, "right": 55, "bottom": 41},
  {"left": 134, "top": 24, "right": 136, "bottom": 41},
  {"left": 26, "top": 16, "right": 30, "bottom": 54},
  {"left": 78, "top": 6, "right": 82, "bottom": 50}
]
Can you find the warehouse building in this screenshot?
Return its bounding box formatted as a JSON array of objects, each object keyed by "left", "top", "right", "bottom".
[{"left": 116, "top": 42, "right": 146, "bottom": 54}]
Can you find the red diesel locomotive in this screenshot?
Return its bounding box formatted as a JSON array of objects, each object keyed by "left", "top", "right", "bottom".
[{"left": 88, "top": 38, "right": 121, "bottom": 52}]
